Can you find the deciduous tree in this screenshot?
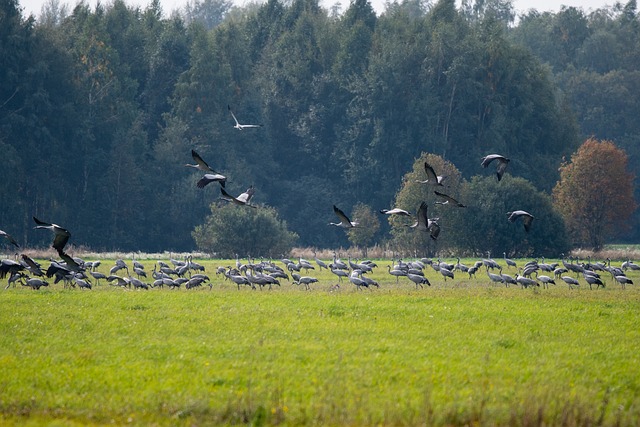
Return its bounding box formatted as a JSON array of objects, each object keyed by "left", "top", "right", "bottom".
[
  {"left": 553, "top": 138, "right": 637, "bottom": 250},
  {"left": 192, "top": 203, "right": 298, "bottom": 258}
]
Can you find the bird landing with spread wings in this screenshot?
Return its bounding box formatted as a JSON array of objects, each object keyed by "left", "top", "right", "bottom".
[
  {"left": 481, "top": 154, "right": 510, "bottom": 181},
  {"left": 228, "top": 105, "right": 263, "bottom": 130},
  {"left": 33, "top": 216, "right": 71, "bottom": 253},
  {"left": 220, "top": 186, "right": 256, "bottom": 208},
  {"left": 330, "top": 205, "right": 358, "bottom": 228},
  {"left": 406, "top": 201, "right": 440, "bottom": 240},
  {"left": 507, "top": 210, "right": 534, "bottom": 232}
]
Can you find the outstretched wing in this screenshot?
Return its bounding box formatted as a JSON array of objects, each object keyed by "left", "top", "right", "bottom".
[
  {"left": 481, "top": 154, "right": 508, "bottom": 168},
  {"left": 52, "top": 231, "right": 71, "bottom": 252},
  {"left": 416, "top": 201, "right": 429, "bottom": 230},
  {"left": 424, "top": 162, "right": 439, "bottom": 184},
  {"left": 197, "top": 174, "right": 226, "bottom": 189},
  {"left": 428, "top": 219, "right": 441, "bottom": 240},
  {"left": 495, "top": 158, "right": 509, "bottom": 181},
  {"left": 0, "top": 230, "right": 19, "bottom": 248},
  {"left": 333, "top": 205, "right": 352, "bottom": 226},
  {"left": 228, "top": 104, "right": 240, "bottom": 126},
  {"left": 434, "top": 190, "right": 466, "bottom": 207},
  {"left": 33, "top": 216, "right": 51, "bottom": 227},
  {"left": 191, "top": 150, "right": 215, "bottom": 172}
]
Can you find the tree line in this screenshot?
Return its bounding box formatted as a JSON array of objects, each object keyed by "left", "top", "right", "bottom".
[{"left": 0, "top": 0, "right": 637, "bottom": 256}]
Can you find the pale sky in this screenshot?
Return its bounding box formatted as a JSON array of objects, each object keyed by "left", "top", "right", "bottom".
[{"left": 19, "top": 0, "right": 614, "bottom": 21}]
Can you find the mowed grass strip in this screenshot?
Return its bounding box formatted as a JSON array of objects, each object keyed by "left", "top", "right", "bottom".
[{"left": 1, "top": 259, "right": 640, "bottom": 426}]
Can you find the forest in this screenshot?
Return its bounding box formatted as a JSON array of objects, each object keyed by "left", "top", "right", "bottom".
[{"left": 0, "top": 0, "right": 638, "bottom": 255}]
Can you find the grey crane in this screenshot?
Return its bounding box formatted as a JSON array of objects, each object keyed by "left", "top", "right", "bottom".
[
  {"left": 561, "top": 276, "right": 580, "bottom": 289},
  {"left": 503, "top": 252, "right": 517, "bottom": 268},
  {"left": 536, "top": 274, "right": 556, "bottom": 289},
  {"left": 387, "top": 265, "right": 407, "bottom": 283},
  {"left": 228, "top": 104, "right": 263, "bottom": 130},
  {"left": 439, "top": 267, "right": 454, "bottom": 281},
  {"left": 329, "top": 267, "right": 347, "bottom": 283},
  {"left": 24, "top": 277, "right": 49, "bottom": 290},
  {"left": 1, "top": 260, "right": 25, "bottom": 284},
  {"left": 500, "top": 271, "right": 518, "bottom": 286},
  {"left": 622, "top": 259, "right": 640, "bottom": 271},
  {"left": 406, "top": 201, "right": 440, "bottom": 240},
  {"left": 227, "top": 273, "right": 252, "bottom": 290},
  {"left": 330, "top": 205, "right": 358, "bottom": 228},
  {"left": 110, "top": 259, "right": 129, "bottom": 275},
  {"left": 434, "top": 191, "right": 466, "bottom": 207},
  {"left": 454, "top": 257, "right": 469, "bottom": 273},
  {"left": 74, "top": 277, "right": 92, "bottom": 290},
  {"left": 89, "top": 270, "right": 107, "bottom": 285},
  {"left": 33, "top": 216, "right": 71, "bottom": 253},
  {"left": 516, "top": 274, "right": 539, "bottom": 288},
  {"left": 331, "top": 252, "right": 348, "bottom": 270},
  {"left": 21, "top": 254, "right": 45, "bottom": 277},
  {"left": 295, "top": 276, "right": 318, "bottom": 290},
  {"left": 407, "top": 273, "right": 430, "bottom": 288},
  {"left": 314, "top": 252, "right": 328, "bottom": 270},
  {"left": 614, "top": 275, "right": 633, "bottom": 289},
  {"left": 507, "top": 210, "right": 534, "bottom": 232},
  {"left": 487, "top": 269, "right": 505, "bottom": 286},
  {"left": 416, "top": 161, "right": 447, "bottom": 186},
  {"left": 481, "top": 154, "right": 510, "bottom": 181},
  {"left": 348, "top": 270, "right": 369, "bottom": 290},
  {"left": 379, "top": 208, "right": 411, "bottom": 216},
  {"left": 583, "top": 272, "right": 605, "bottom": 290},
  {"left": 221, "top": 186, "right": 256, "bottom": 208},
  {"left": 58, "top": 250, "right": 83, "bottom": 272},
  {"left": 197, "top": 173, "right": 227, "bottom": 189},
  {"left": 0, "top": 229, "right": 19, "bottom": 248},
  {"left": 185, "top": 149, "right": 217, "bottom": 173}
]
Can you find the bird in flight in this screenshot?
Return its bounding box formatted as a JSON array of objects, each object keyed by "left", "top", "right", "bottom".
[
  {"left": 0, "top": 229, "right": 19, "bottom": 248},
  {"left": 33, "top": 216, "right": 71, "bottom": 253},
  {"left": 507, "top": 210, "right": 534, "bottom": 232},
  {"left": 379, "top": 208, "right": 411, "bottom": 216},
  {"left": 330, "top": 205, "right": 358, "bottom": 228},
  {"left": 481, "top": 154, "right": 510, "bottom": 181},
  {"left": 220, "top": 186, "right": 256, "bottom": 208},
  {"left": 186, "top": 150, "right": 227, "bottom": 188},
  {"left": 228, "top": 105, "right": 263, "bottom": 130},
  {"left": 197, "top": 173, "right": 226, "bottom": 188},
  {"left": 407, "top": 201, "right": 440, "bottom": 240},
  {"left": 185, "top": 149, "right": 216, "bottom": 173},
  {"left": 434, "top": 191, "right": 466, "bottom": 207},
  {"left": 416, "top": 161, "right": 447, "bottom": 186}
]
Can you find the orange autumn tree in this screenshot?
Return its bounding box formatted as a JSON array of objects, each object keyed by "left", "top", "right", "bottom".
[{"left": 553, "top": 138, "right": 637, "bottom": 250}]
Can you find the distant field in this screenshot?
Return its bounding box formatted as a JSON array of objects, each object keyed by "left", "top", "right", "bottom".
[{"left": 1, "top": 258, "right": 639, "bottom": 426}]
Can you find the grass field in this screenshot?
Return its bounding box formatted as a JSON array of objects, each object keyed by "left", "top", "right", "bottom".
[{"left": 1, "top": 257, "right": 640, "bottom": 426}]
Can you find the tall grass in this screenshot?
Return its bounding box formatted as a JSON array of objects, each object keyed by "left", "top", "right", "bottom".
[{"left": 1, "top": 258, "right": 639, "bottom": 426}]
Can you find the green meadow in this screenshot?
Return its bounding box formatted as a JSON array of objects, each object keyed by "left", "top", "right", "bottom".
[{"left": 1, "top": 258, "right": 640, "bottom": 426}]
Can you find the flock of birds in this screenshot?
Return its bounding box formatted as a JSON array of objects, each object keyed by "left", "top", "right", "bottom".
[
  {"left": 0, "top": 105, "right": 625, "bottom": 293},
  {"left": 187, "top": 109, "right": 531, "bottom": 241},
  {"left": 328, "top": 153, "right": 533, "bottom": 240},
  {"left": 0, "top": 246, "right": 637, "bottom": 291}
]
